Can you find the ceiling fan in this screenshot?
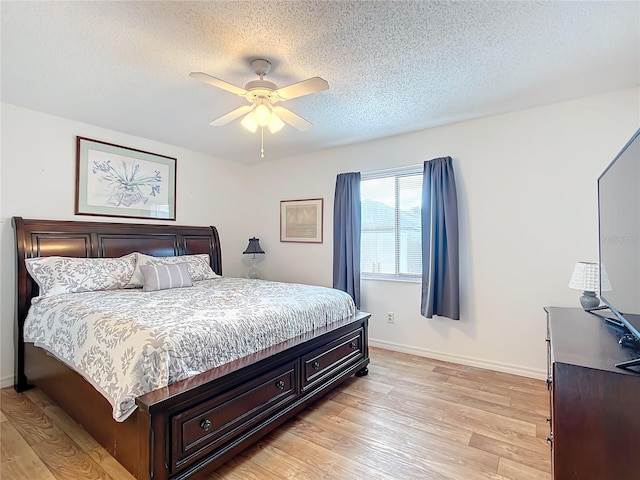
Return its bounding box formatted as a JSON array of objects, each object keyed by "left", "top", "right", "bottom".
[{"left": 189, "top": 59, "right": 329, "bottom": 136}]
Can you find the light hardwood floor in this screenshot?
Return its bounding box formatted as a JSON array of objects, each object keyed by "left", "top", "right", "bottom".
[{"left": 1, "top": 347, "right": 551, "bottom": 480}]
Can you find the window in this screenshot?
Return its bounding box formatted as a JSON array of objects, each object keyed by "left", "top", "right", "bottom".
[{"left": 361, "top": 166, "right": 422, "bottom": 280}]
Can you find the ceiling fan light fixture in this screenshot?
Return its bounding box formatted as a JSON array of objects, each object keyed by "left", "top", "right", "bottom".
[
  {"left": 190, "top": 58, "right": 329, "bottom": 157},
  {"left": 254, "top": 104, "right": 272, "bottom": 126},
  {"left": 240, "top": 112, "right": 258, "bottom": 133},
  {"left": 267, "top": 113, "right": 285, "bottom": 134}
]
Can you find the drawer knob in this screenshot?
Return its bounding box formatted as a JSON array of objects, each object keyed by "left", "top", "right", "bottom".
[
  {"left": 200, "top": 419, "right": 212, "bottom": 432},
  {"left": 312, "top": 361, "right": 320, "bottom": 370},
  {"left": 350, "top": 341, "right": 357, "bottom": 349},
  {"left": 276, "top": 380, "right": 285, "bottom": 390}
]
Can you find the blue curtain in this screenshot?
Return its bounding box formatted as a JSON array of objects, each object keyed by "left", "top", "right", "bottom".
[
  {"left": 421, "top": 157, "right": 459, "bottom": 320},
  {"left": 333, "top": 172, "right": 361, "bottom": 308}
]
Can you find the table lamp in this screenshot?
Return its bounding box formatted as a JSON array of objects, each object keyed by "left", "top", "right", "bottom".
[
  {"left": 243, "top": 237, "right": 265, "bottom": 279},
  {"left": 569, "top": 261, "right": 611, "bottom": 310}
]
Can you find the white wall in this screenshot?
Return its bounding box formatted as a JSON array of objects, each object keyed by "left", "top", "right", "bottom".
[
  {"left": 249, "top": 87, "right": 640, "bottom": 378},
  {"left": 0, "top": 103, "right": 254, "bottom": 386},
  {"left": 1, "top": 89, "right": 638, "bottom": 387}
]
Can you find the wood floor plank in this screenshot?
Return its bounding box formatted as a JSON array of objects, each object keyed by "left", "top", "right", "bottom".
[
  {"left": 269, "top": 428, "right": 399, "bottom": 479},
  {"left": 366, "top": 362, "right": 391, "bottom": 376},
  {"left": 277, "top": 412, "right": 346, "bottom": 450},
  {"left": 38, "top": 401, "right": 102, "bottom": 453},
  {"left": 23, "top": 387, "right": 56, "bottom": 409},
  {"left": 536, "top": 420, "right": 552, "bottom": 440},
  {"left": 327, "top": 392, "right": 473, "bottom": 445},
  {"left": 457, "top": 396, "right": 550, "bottom": 454},
  {"left": 237, "top": 439, "right": 327, "bottom": 480},
  {"left": 458, "top": 393, "right": 546, "bottom": 424},
  {"left": 361, "top": 372, "right": 462, "bottom": 403},
  {"left": 205, "top": 449, "right": 283, "bottom": 480},
  {"left": 386, "top": 387, "right": 537, "bottom": 437},
  {"left": 498, "top": 457, "right": 552, "bottom": 480},
  {"left": 469, "top": 432, "right": 551, "bottom": 473},
  {"left": 86, "top": 447, "right": 137, "bottom": 480},
  {"left": 28, "top": 427, "right": 116, "bottom": 480},
  {"left": 302, "top": 401, "right": 502, "bottom": 480},
  {"left": 2, "top": 388, "right": 115, "bottom": 480},
  {"left": 1, "top": 388, "right": 61, "bottom": 446},
  {"left": 1, "top": 419, "right": 57, "bottom": 480},
  {"left": 445, "top": 376, "right": 548, "bottom": 414},
  {"left": 273, "top": 424, "right": 418, "bottom": 480},
  {"left": 433, "top": 364, "right": 545, "bottom": 391},
  {"left": 1, "top": 347, "right": 551, "bottom": 479}
]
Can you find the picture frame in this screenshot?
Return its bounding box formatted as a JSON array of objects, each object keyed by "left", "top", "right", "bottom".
[
  {"left": 280, "top": 198, "right": 323, "bottom": 243},
  {"left": 75, "top": 136, "right": 177, "bottom": 220}
]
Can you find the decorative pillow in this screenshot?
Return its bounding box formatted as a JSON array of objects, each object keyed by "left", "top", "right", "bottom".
[
  {"left": 140, "top": 263, "right": 192, "bottom": 292},
  {"left": 25, "top": 255, "right": 137, "bottom": 298},
  {"left": 126, "top": 253, "right": 219, "bottom": 288}
]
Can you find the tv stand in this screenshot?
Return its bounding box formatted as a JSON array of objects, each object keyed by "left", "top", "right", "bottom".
[{"left": 545, "top": 307, "right": 640, "bottom": 479}]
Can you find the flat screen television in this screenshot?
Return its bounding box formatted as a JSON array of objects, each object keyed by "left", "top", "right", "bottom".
[{"left": 597, "top": 127, "right": 640, "bottom": 370}]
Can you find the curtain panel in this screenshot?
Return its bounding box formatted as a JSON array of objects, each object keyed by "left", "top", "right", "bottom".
[
  {"left": 421, "top": 157, "right": 460, "bottom": 320},
  {"left": 333, "top": 172, "right": 361, "bottom": 308}
]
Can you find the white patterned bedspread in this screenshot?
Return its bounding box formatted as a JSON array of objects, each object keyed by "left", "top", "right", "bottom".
[{"left": 23, "top": 278, "right": 356, "bottom": 421}]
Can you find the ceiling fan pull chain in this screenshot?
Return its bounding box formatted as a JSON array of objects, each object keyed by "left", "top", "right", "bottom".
[{"left": 261, "top": 126, "right": 265, "bottom": 158}]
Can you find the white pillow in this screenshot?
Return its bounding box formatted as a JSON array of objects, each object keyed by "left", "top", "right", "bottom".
[
  {"left": 25, "top": 255, "right": 137, "bottom": 298},
  {"left": 126, "top": 252, "right": 219, "bottom": 288},
  {"left": 140, "top": 263, "right": 192, "bottom": 292}
]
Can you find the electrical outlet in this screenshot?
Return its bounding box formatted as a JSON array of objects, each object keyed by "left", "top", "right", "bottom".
[{"left": 387, "top": 312, "right": 394, "bottom": 324}]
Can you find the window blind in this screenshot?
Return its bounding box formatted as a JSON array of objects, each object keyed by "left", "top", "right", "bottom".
[{"left": 361, "top": 167, "right": 422, "bottom": 279}]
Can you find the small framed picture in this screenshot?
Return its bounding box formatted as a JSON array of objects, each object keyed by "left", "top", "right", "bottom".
[
  {"left": 280, "top": 198, "right": 323, "bottom": 243},
  {"left": 75, "top": 136, "right": 176, "bottom": 220}
]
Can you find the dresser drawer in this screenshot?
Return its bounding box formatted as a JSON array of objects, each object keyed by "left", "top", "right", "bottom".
[
  {"left": 301, "top": 328, "right": 364, "bottom": 392},
  {"left": 170, "top": 361, "right": 298, "bottom": 472}
]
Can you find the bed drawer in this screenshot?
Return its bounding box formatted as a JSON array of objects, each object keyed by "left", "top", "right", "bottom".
[
  {"left": 170, "top": 361, "right": 298, "bottom": 472},
  {"left": 301, "top": 327, "right": 364, "bottom": 392}
]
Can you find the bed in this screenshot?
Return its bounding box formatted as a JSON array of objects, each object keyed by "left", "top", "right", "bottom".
[{"left": 13, "top": 217, "right": 370, "bottom": 480}]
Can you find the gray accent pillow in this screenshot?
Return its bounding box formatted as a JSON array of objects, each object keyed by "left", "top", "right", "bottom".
[
  {"left": 140, "top": 263, "right": 193, "bottom": 292},
  {"left": 126, "top": 253, "right": 219, "bottom": 288}
]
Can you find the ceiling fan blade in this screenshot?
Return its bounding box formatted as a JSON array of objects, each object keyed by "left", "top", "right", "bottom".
[
  {"left": 273, "top": 106, "right": 313, "bottom": 131},
  {"left": 209, "top": 105, "right": 253, "bottom": 126},
  {"left": 273, "top": 77, "right": 329, "bottom": 101},
  {"left": 189, "top": 72, "right": 247, "bottom": 96}
]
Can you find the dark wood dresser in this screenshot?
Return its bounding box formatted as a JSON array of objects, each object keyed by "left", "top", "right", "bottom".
[{"left": 546, "top": 307, "right": 640, "bottom": 479}]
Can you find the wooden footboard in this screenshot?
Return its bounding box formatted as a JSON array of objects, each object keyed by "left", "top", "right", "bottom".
[
  {"left": 139, "top": 312, "right": 369, "bottom": 480},
  {"left": 25, "top": 312, "right": 369, "bottom": 480}
]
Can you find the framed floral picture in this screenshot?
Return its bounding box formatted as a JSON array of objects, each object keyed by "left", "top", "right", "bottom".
[
  {"left": 280, "top": 198, "right": 323, "bottom": 243},
  {"left": 75, "top": 137, "right": 177, "bottom": 220}
]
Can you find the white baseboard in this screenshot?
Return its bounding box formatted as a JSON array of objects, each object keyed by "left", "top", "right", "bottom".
[
  {"left": 368, "top": 338, "right": 546, "bottom": 380},
  {"left": 1, "top": 374, "right": 14, "bottom": 389}
]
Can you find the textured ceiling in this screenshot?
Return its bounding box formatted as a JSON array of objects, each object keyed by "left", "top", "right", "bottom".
[{"left": 2, "top": 1, "right": 639, "bottom": 164}]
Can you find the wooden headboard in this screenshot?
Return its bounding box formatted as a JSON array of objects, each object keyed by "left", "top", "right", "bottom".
[{"left": 12, "top": 216, "right": 222, "bottom": 390}]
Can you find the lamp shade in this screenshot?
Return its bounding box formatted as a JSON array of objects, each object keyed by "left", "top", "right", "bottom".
[
  {"left": 267, "top": 113, "right": 285, "bottom": 134},
  {"left": 240, "top": 112, "right": 258, "bottom": 133},
  {"left": 243, "top": 237, "right": 265, "bottom": 255},
  {"left": 253, "top": 104, "right": 271, "bottom": 126},
  {"left": 569, "top": 262, "right": 611, "bottom": 292}
]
